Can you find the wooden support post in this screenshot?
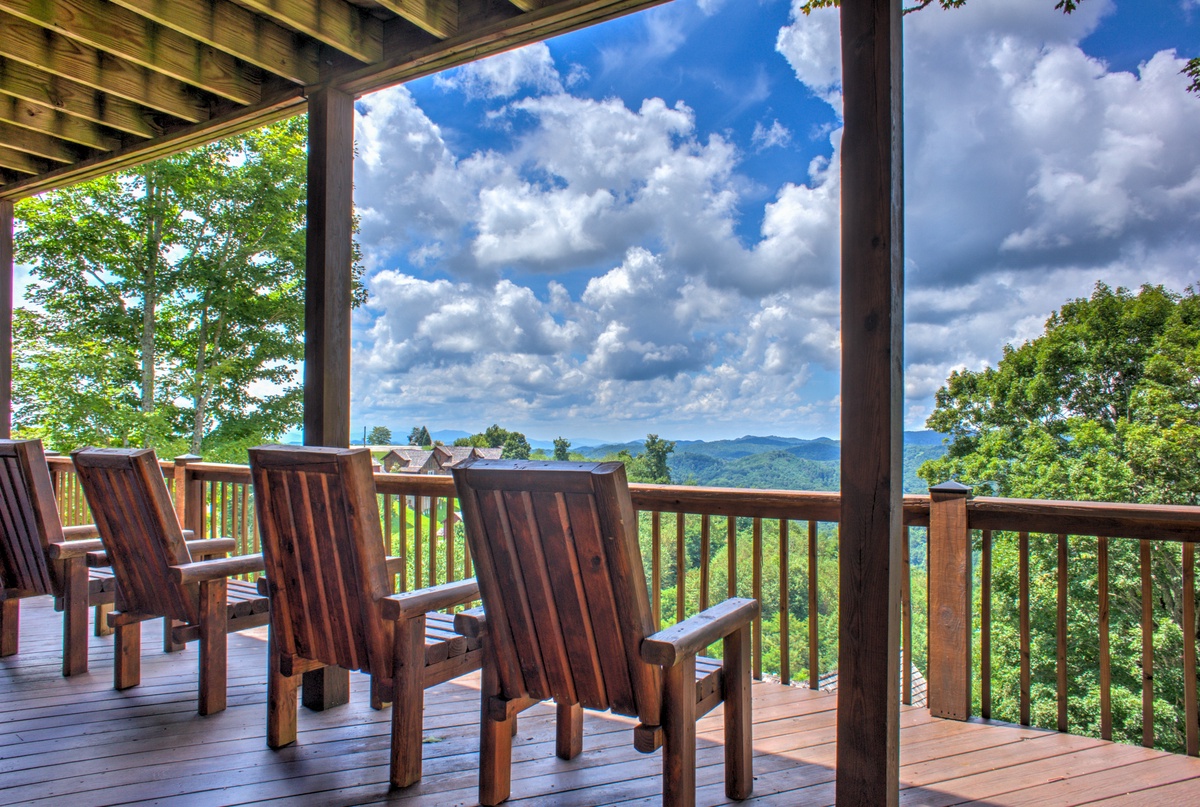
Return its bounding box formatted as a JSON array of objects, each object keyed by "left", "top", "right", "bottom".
[
  {"left": 836, "top": 0, "right": 904, "bottom": 803},
  {"left": 0, "top": 599, "right": 18, "bottom": 656},
  {"left": 0, "top": 199, "right": 12, "bottom": 439},
  {"left": 62, "top": 557, "right": 89, "bottom": 676},
  {"left": 928, "top": 481, "right": 972, "bottom": 720},
  {"left": 300, "top": 84, "right": 355, "bottom": 709}
]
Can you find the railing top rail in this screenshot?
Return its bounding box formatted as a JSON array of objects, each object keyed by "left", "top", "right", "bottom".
[{"left": 967, "top": 496, "right": 1200, "bottom": 542}]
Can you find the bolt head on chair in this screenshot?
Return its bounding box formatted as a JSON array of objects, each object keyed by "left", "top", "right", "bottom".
[
  {"left": 0, "top": 438, "right": 116, "bottom": 676},
  {"left": 248, "top": 444, "right": 484, "bottom": 789},
  {"left": 451, "top": 459, "right": 758, "bottom": 807}
]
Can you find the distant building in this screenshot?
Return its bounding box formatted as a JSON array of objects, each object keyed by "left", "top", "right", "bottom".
[
  {"left": 380, "top": 447, "right": 438, "bottom": 474},
  {"left": 817, "top": 660, "right": 927, "bottom": 708},
  {"left": 431, "top": 445, "right": 504, "bottom": 474}
]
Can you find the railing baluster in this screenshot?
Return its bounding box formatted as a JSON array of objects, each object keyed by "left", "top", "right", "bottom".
[
  {"left": 1185, "top": 541, "right": 1197, "bottom": 757},
  {"left": 240, "top": 484, "right": 249, "bottom": 555},
  {"left": 780, "top": 518, "right": 790, "bottom": 686},
  {"left": 1019, "top": 530, "right": 1030, "bottom": 726},
  {"left": 446, "top": 498, "right": 456, "bottom": 584},
  {"left": 1100, "top": 535, "right": 1112, "bottom": 740},
  {"left": 651, "top": 511, "right": 661, "bottom": 628},
  {"left": 676, "top": 513, "right": 686, "bottom": 625},
  {"left": 428, "top": 496, "right": 437, "bottom": 587},
  {"left": 400, "top": 495, "right": 409, "bottom": 592},
  {"left": 1142, "top": 538, "right": 1154, "bottom": 748},
  {"left": 809, "top": 519, "right": 819, "bottom": 690},
  {"left": 700, "top": 514, "right": 710, "bottom": 612},
  {"left": 384, "top": 493, "right": 393, "bottom": 556},
  {"left": 727, "top": 516, "right": 737, "bottom": 599},
  {"left": 459, "top": 499, "right": 471, "bottom": 581},
  {"left": 982, "top": 528, "right": 992, "bottom": 720},
  {"left": 902, "top": 524, "right": 912, "bottom": 706},
  {"left": 413, "top": 496, "right": 423, "bottom": 591},
  {"left": 1057, "top": 533, "right": 1068, "bottom": 733},
  {"left": 752, "top": 517, "right": 762, "bottom": 680}
]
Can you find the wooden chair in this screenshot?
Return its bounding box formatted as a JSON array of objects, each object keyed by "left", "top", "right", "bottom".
[
  {"left": 451, "top": 459, "right": 759, "bottom": 807},
  {"left": 71, "top": 447, "right": 268, "bottom": 715},
  {"left": 0, "top": 438, "right": 116, "bottom": 676},
  {"left": 248, "top": 444, "right": 484, "bottom": 788}
]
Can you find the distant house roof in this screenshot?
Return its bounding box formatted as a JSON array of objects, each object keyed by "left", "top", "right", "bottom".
[
  {"left": 474, "top": 448, "right": 503, "bottom": 460},
  {"left": 381, "top": 447, "right": 437, "bottom": 474},
  {"left": 817, "top": 660, "right": 927, "bottom": 708},
  {"left": 433, "top": 445, "right": 478, "bottom": 470}
]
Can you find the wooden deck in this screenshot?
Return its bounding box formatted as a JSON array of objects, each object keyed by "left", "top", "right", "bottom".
[{"left": 4, "top": 597, "right": 1200, "bottom": 806}]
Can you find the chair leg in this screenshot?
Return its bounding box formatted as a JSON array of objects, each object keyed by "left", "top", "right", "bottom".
[
  {"left": 197, "top": 579, "right": 228, "bottom": 716},
  {"left": 114, "top": 620, "right": 141, "bottom": 690},
  {"left": 370, "top": 676, "right": 390, "bottom": 711},
  {"left": 164, "top": 617, "right": 186, "bottom": 653},
  {"left": 390, "top": 615, "right": 427, "bottom": 788},
  {"left": 0, "top": 599, "right": 18, "bottom": 657},
  {"left": 723, "top": 626, "right": 753, "bottom": 800},
  {"left": 94, "top": 603, "right": 113, "bottom": 637},
  {"left": 662, "top": 655, "right": 697, "bottom": 807},
  {"left": 555, "top": 702, "right": 583, "bottom": 760},
  {"left": 479, "top": 659, "right": 514, "bottom": 806},
  {"left": 267, "top": 628, "right": 299, "bottom": 749},
  {"left": 62, "top": 558, "right": 89, "bottom": 676}
]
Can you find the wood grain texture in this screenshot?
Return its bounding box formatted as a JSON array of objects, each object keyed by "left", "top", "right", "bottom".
[
  {"left": 836, "top": 0, "right": 904, "bottom": 802},
  {"left": 928, "top": 484, "right": 971, "bottom": 720}
]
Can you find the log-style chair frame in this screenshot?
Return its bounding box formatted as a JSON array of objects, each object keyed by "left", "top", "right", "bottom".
[
  {"left": 0, "top": 438, "right": 116, "bottom": 676},
  {"left": 248, "top": 445, "right": 483, "bottom": 788},
  {"left": 71, "top": 447, "right": 268, "bottom": 715},
  {"left": 451, "top": 459, "right": 759, "bottom": 807}
]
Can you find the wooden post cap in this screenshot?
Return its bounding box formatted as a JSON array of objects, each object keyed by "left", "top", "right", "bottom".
[{"left": 930, "top": 480, "right": 971, "bottom": 496}]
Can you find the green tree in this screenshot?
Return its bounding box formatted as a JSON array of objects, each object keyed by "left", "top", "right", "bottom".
[
  {"left": 14, "top": 117, "right": 364, "bottom": 457},
  {"left": 617, "top": 434, "right": 676, "bottom": 484},
  {"left": 553, "top": 437, "right": 571, "bottom": 461},
  {"left": 368, "top": 426, "right": 393, "bottom": 445},
  {"left": 919, "top": 283, "right": 1200, "bottom": 751},
  {"left": 408, "top": 426, "right": 432, "bottom": 447},
  {"left": 454, "top": 424, "right": 531, "bottom": 459}
]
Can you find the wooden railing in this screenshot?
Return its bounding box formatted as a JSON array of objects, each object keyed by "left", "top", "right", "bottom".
[
  {"left": 46, "top": 452, "right": 1200, "bottom": 755},
  {"left": 927, "top": 485, "right": 1200, "bottom": 756}
]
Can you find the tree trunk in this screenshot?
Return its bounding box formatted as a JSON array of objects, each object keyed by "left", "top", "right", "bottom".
[
  {"left": 140, "top": 170, "right": 163, "bottom": 439},
  {"left": 190, "top": 305, "right": 226, "bottom": 454}
]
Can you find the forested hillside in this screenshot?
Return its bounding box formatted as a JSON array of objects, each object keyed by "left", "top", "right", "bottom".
[{"left": 579, "top": 433, "right": 947, "bottom": 493}]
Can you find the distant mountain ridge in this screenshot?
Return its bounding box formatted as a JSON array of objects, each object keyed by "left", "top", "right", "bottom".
[{"left": 575, "top": 432, "right": 948, "bottom": 494}]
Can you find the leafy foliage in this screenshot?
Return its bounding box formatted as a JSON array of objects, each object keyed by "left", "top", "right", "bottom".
[
  {"left": 553, "top": 437, "right": 571, "bottom": 461},
  {"left": 920, "top": 283, "right": 1200, "bottom": 751},
  {"left": 368, "top": 426, "right": 393, "bottom": 445},
  {"left": 453, "top": 424, "right": 532, "bottom": 459},
  {"left": 407, "top": 425, "right": 432, "bottom": 447},
  {"left": 13, "top": 117, "right": 364, "bottom": 459}
]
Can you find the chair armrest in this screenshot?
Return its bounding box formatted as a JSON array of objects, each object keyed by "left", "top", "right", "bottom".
[
  {"left": 385, "top": 556, "right": 405, "bottom": 576},
  {"left": 186, "top": 538, "right": 237, "bottom": 558},
  {"left": 170, "top": 553, "right": 265, "bottom": 584},
  {"left": 378, "top": 578, "right": 480, "bottom": 622},
  {"left": 61, "top": 525, "right": 99, "bottom": 541},
  {"left": 453, "top": 606, "right": 487, "bottom": 638},
  {"left": 47, "top": 538, "right": 106, "bottom": 559},
  {"left": 641, "top": 597, "right": 759, "bottom": 668},
  {"left": 182, "top": 529, "right": 194, "bottom": 540},
  {"left": 86, "top": 551, "right": 110, "bottom": 567}
]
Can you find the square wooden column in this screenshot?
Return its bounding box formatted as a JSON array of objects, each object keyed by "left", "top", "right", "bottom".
[
  {"left": 836, "top": 0, "right": 904, "bottom": 804},
  {"left": 301, "top": 85, "right": 355, "bottom": 709},
  {"left": 0, "top": 200, "right": 12, "bottom": 439}
]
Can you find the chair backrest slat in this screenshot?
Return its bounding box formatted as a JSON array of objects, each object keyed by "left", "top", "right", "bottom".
[
  {"left": 0, "top": 440, "right": 63, "bottom": 596},
  {"left": 453, "top": 460, "right": 662, "bottom": 723},
  {"left": 249, "top": 446, "right": 393, "bottom": 677},
  {"left": 73, "top": 448, "right": 196, "bottom": 622}
]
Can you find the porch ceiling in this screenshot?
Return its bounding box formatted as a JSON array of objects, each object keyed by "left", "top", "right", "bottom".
[{"left": 0, "top": 0, "right": 667, "bottom": 201}]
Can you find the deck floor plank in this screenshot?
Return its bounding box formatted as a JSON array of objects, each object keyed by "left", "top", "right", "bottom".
[{"left": 3, "top": 597, "right": 1200, "bottom": 806}]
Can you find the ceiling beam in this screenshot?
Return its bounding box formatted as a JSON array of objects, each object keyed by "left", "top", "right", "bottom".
[
  {"left": 0, "top": 121, "right": 81, "bottom": 163},
  {"left": 107, "top": 0, "right": 321, "bottom": 86},
  {"left": 0, "top": 12, "right": 210, "bottom": 124},
  {"left": 0, "top": 93, "right": 124, "bottom": 152},
  {"left": 0, "top": 0, "right": 264, "bottom": 105},
  {"left": 504, "top": 0, "right": 548, "bottom": 11},
  {"left": 234, "top": 0, "right": 383, "bottom": 64},
  {"left": 0, "top": 58, "right": 159, "bottom": 139},
  {"left": 0, "top": 145, "right": 49, "bottom": 175},
  {"left": 373, "top": 0, "right": 458, "bottom": 39}
]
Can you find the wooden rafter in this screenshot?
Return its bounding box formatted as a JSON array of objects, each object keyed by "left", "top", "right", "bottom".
[
  {"left": 0, "top": 145, "right": 50, "bottom": 175},
  {"left": 0, "top": 121, "right": 83, "bottom": 164},
  {"left": 0, "top": 0, "right": 264, "bottom": 105},
  {"left": 107, "top": 0, "right": 321, "bottom": 87},
  {"left": 374, "top": 0, "right": 458, "bottom": 39},
  {"left": 234, "top": 0, "right": 384, "bottom": 64},
  {"left": 0, "top": 58, "right": 159, "bottom": 139},
  {"left": 0, "top": 12, "right": 210, "bottom": 124},
  {"left": 0, "top": 93, "right": 124, "bottom": 152}
]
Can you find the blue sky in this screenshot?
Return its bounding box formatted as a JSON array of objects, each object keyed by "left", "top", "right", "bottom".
[{"left": 347, "top": 0, "right": 1200, "bottom": 445}]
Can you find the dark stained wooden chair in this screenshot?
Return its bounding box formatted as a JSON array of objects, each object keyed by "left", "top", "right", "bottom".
[
  {"left": 248, "top": 445, "right": 484, "bottom": 788},
  {"left": 71, "top": 447, "right": 268, "bottom": 715},
  {"left": 0, "top": 438, "right": 116, "bottom": 676},
  {"left": 451, "top": 459, "right": 759, "bottom": 807}
]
